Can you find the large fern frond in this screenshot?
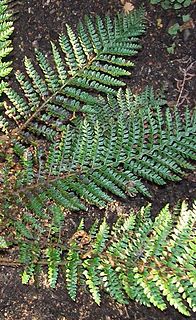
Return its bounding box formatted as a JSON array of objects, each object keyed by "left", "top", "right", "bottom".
[{"left": 3, "top": 88, "right": 195, "bottom": 224}]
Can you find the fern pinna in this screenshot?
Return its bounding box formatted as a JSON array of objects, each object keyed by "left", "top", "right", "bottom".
[
  {"left": 1, "top": 201, "right": 195, "bottom": 316},
  {"left": 0, "top": 0, "right": 13, "bottom": 95}
]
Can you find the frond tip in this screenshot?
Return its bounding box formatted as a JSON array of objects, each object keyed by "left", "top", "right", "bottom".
[{"left": 3, "top": 8, "right": 145, "bottom": 133}]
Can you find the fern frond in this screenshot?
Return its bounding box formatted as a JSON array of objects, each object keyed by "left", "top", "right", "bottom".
[
  {"left": 1, "top": 4, "right": 195, "bottom": 317},
  {"left": 107, "top": 213, "right": 136, "bottom": 261},
  {"left": 3, "top": 9, "right": 145, "bottom": 136},
  {"left": 0, "top": 112, "right": 8, "bottom": 132},
  {"left": 7, "top": 88, "right": 195, "bottom": 215},
  {"left": 2, "top": 201, "right": 196, "bottom": 316},
  {"left": 49, "top": 205, "right": 65, "bottom": 236}
]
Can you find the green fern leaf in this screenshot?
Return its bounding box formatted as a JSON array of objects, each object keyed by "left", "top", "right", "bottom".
[
  {"left": 65, "top": 243, "right": 81, "bottom": 301},
  {"left": 92, "top": 218, "right": 109, "bottom": 255},
  {"left": 0, "top": 0, "right": 13, "bottom": 96},
  {"left": 100, "top": 261, "right": 128, "bottom": 304},
  {"left": 46, "top": 247, "right": 61, "bottom": 288},
  {"left": 83, "top": 257, "right": 101, "bottom": 305},
  {"left": 3, "top": 9, "right": 145, "bottom": 135}
]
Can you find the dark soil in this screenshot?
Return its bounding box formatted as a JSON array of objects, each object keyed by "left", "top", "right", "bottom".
[{"left": 1, "top": 0, "right": 196, "bottom": 319}]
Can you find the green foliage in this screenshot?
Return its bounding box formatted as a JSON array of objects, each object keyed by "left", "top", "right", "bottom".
[
  {"left": 8, "top": 201, "right": 196, "bottom": 316},
  {"left": 0, "top": 235, "right": 8, "bottom": 248},
  {"left": 1, "top": 8, "right": 145, "bottom": 135},
  {"left": 2, "top": 87, "right": 195, "bottom": 224},
  {"left": 166, "top": 42, "right": 176, "bottom": 54},
  {"left": 0, "top": 6, "right": 195, "bottom": 318},
  {"left": 167, "top": 14, "right": 192, "bottom": 38},
  {"left": 46, "top": 247, "right": 61, "bottom": 288},
  {"left": 150, "top": 0, "right": 192, "bottom": 10},
  {"left": 64, "top": 222, "right": 84, "bottom": 300},
  {"left": 168, "top": 23, "right": 180, "bottom": 36},
  {"left": 0, "top": 0, "right": 13, "bottom": 87},
  {"left": 0, "top": 0, "right": 14, "bottom": 138},
  {"left": 0, "top": 8, "right": 148, "bottom": 246},
  {"left": 1, "top": 8, "right": 195, "bottom": 242},
  {"left": 19, "top": 242, "right": 40, "bottom": 284},
  {"left": 0, "top": 0, "right": 14, "bottom": 137}
]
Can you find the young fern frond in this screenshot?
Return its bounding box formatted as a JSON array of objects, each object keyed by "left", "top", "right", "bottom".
[
  {"left": 100, "top": 260, "right": 128, "bottom": 304},
  {"left": 8, "top": 201, "right": 196, "bottom": 316},
  {"left": 92, "top": 218, "right": 110, "bottom": 255}
]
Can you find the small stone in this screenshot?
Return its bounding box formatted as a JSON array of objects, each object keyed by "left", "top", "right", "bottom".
[
  {"left": 50, "top": 9, "right": 56, "bottom": 15},
  {"left": 32, "top": 40, "right": 39, "bottom": 49},
  {"left": 183, "top": 29, "right": 191, "bottom": 42}
]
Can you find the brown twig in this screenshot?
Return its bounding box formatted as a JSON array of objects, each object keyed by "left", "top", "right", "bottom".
[{"left": 175, "top": 57, "right": 196, "bottom": 107}]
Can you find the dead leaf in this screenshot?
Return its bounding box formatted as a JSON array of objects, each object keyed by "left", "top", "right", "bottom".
[
  {"left": 180, "top": 19, "right": 195, "bottom": 31},
  {"left": 167, "top": 100, "right": 177, "bottom": 108},
  {"left": 157, "top": 18, "right": 163, "bottom": 29},
  {"left": 123, "top": 2, "right": 135, "bottom": 14}
]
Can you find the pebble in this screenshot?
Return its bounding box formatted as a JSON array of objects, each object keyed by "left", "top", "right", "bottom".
[
  {"left": 50, "top": 9, "right": 56, "bottom": 15},
  {"left": 183, "top": 29, "right": 191, "bottom": 42},
  {"left": 45, "top": 0, "right": 51, "bottom": 5},
  {"left": 32, "top": 40, "right": 39, "bottom": 49}
]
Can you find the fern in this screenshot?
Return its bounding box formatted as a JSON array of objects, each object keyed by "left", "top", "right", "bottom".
[
  {"left": 2, "top": 201, "right": 196, "bottom": 316},
  {"left": 46, "top": 247, "right": 61, "bottom": 288},
  {"left": 0, "top": 7, "right": 195, "bottom": 249},
  {"left": 83, "top": 257, "right": 102, "bottom": 305},
  {"left": 92, "top": 218, "right": 110, "bottom": 255},
  {"left": 2, "top": 8, "right": 145, "bottom": 137},
  {"left": 19, "top": 242, "right": 40, "bottom": 284},
  {"left": 64, "top": 221, "right": 85, "bottom": 300},
  {"left": 0, "top": 6, "right": 195, "bottom": 317},
  {"left": 2, "top": 87, "right": 195, "bottom": 224},
  {"left": 0, "top": 0, "right": 13, "bottom": 134},
  {"left": 0, "top": 0, "right": 13, "bottom": 81}
]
